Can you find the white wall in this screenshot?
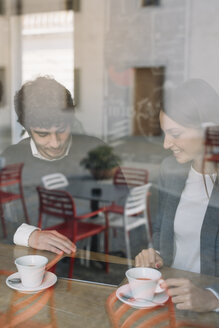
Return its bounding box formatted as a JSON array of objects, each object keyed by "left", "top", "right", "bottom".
[
  {"left": 103, "top": 0, "right": 188, "bottom": 140},
  {"left": 74, "top": 0, "right": 105, "bottom": 138},
  {"left": 74, "top": 0, "right": 189, "bottom": 139},
  {"left": 0, "top": 17, "right": 10, "bottom": 124},
  {"left": 187, "top": 0, "right": 219, "bottom": 92},
  {"left": 0, "top": 16, "right": 12, "bottom": 152}
]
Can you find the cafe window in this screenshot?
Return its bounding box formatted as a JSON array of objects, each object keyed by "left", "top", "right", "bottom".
[{"left": 9, "top": 1, "right": 75, "bottom": 143}]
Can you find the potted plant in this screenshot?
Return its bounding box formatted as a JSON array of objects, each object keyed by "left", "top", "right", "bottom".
[{"left": 80, "top": 145, "right": 121, "bottom": 179}]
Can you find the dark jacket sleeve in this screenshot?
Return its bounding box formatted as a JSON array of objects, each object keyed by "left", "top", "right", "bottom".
[
  {"left": 152, "top": 167, "right": 166, "bottom": 251},
  {"left": 152, "top": 156, "right": 189, "bottom": 266}
]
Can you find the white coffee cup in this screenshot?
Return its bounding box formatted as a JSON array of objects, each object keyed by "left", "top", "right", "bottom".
[
  {"left": 126, "top": 267, "right": 162, "bottom": 301},
  {"left": 15, "top": 255, "right": 48, "bottom": 288}
]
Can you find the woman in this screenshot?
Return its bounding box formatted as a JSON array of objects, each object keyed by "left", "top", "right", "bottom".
[{"left": 135, "top": 79, "right": 219, "bottom": 312}]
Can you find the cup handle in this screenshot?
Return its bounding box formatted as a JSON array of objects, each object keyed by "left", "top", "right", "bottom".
[{"left": 156, "top": 278, "right": 165, "bottom": 293}]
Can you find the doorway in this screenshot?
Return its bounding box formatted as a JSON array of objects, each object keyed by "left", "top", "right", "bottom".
[{"left": 133, "top": 67, "right": 164, "bottom": 136}]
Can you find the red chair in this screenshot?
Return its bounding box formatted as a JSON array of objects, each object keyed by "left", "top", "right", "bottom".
[
  {"left": 202, "top": 126, "right": 219, "bottom": 174},
  {"left": 106, "top": 290, "right": 214, "bottom": 328},
  {"left": 36, "top": 186, "right": 109, "bottom": 277},
  {"left": 0, "top": 163, "right": 29, "bottom": 237},
  {"left": 113, "top": 167, "right": 149, "bottom": 187}
]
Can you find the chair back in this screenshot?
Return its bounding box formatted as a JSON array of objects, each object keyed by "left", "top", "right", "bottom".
[
  {"left": 0, "top": 163, "right": 29, "bottom": 237},
  {"left": 0, "top": 163, "right": 23, "bottom": 187},
  {"left": 37, "top": 186, "right": 109, "bottom": 276},
  {"left": 113, "top": 167, "right": 148, "bottom": 187},
  {"left": 205, "top": 125, "right": 219, "bottom": 148},
  {"left": 124, "top": 183, "right": 152, "bottom": 248},
  {"left": 42, "top": 173, "right": 69, "bottom": 190},
  {"left": 202, "top": 126, "right": 219, "bottom": 172},
  {"left": 108, "top": 119, "right": 130, "bottom": 146},
  {"left": 37, "top": 186, "right": 76, "bottom": 223},
  {"left": 124, "top": 183, "right": 151, "bottom": 217}
]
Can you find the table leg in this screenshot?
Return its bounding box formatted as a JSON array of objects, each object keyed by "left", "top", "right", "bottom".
[{"left": 90, "top": 200, "right": 105, "bottom": 269}]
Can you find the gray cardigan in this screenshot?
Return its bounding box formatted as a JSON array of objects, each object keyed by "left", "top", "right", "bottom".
[
  {"left": 153, "top": 156, "right": 219, "bottom": 292},
  {"left": 1, "top": 134, "right": 104, "bottom": 224}
]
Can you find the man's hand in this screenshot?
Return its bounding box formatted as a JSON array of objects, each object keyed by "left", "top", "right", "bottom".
[
  {"left": 161, "top": 278, "right": 219, "bottom": 312},
  {"left": 135, "top": 248, "right": 164, "bottom": 269},
  {"left": 28, "top": 230, "right": 76, "bottom": 255}
]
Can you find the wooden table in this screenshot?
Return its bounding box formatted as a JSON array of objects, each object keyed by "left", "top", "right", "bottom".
[
  {"left": 160, "top": 267, "right": 219, "bottom": 327},
  {"left": 0, "top": 244, "right": 115, "bottom": 328},
  {"left": 0, "top": 243, "right": 218, "bottom": 327}
]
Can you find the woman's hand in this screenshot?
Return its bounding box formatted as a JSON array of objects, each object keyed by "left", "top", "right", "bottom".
[
  {"left": 161, "top": 278, "right": 219, "bottom": 312},
  {"left": 135, "top": 248, "right": 164, "bottom": 269},
  {"left": 28, "top": 230, "right": 76, "bottom": 255}
]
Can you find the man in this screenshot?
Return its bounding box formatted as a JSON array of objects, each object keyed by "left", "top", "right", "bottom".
[
  {"left": 14, "top": 223, "right": 76, "bottom": 254},
  {"left": 3, "top": 76, "right": 99, "bottom": 186},
  {"left": 1, "top": 76, "right": 103, "bottom": 250}
]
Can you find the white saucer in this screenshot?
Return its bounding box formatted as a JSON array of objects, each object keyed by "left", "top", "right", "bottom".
[
  {"left": 116, "top": 284, "right": 169, "bottom": 309},
  {"left": 6, "top": 271, "right": 57, "bottom": 294}
]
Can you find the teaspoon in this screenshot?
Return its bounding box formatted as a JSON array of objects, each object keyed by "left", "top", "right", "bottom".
[
  {"left": 121, "top": 294, "right": 165, "bottom": 306},
  {"left": 8, "top": 278, "right": 22, "bottom": 284}
]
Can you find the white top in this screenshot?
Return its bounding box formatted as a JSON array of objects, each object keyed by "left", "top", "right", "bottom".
[
  {"left": 13, "top": 223, "right": 40, "bottom": 247},
  {"left": 172, "top": 167, "right": 219, "bottom": 311},
  {"left": 172, "top": 166, "right": 216, "bottom": 273}
]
